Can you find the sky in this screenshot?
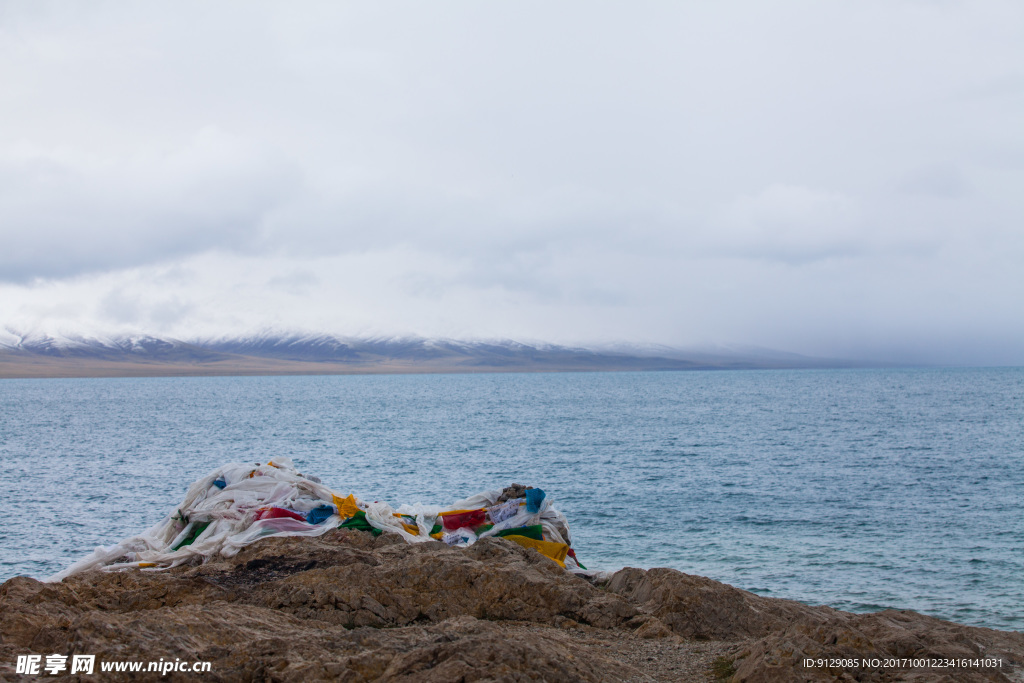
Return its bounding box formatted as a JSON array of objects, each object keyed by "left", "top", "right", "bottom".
[{"left": 1, "top": 1, "right": 1022, "bottom": 365}]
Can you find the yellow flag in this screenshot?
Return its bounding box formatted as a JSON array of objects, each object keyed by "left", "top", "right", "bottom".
[
  {"left": 505, "top": 536, "right": 568, "bottom": 567},
  {"left": 332, "top": 494, "right": 361, "bottom": 520}
]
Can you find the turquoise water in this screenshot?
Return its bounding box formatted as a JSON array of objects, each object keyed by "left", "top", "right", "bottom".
[{"left": 1, "top": 369, "right": 1021, "bottom": 630}]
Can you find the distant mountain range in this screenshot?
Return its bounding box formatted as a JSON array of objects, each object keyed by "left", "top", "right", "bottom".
[{"left": 0, "top": 329, "right": 867, "bottom": 378}]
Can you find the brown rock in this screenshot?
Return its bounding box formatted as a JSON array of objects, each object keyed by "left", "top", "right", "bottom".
[
  {"left": 0, "top": 533, "right": 642, "bottom": 681},
  {"left": 730, "top": 609, "right": 1024, "bottom": 682},
  {"left": 632, "top": 616, "right": 675, "bottom": 640},
  {"left": 604, "top": 567, "right": 1024, "bottom": 681},
  {"left": 495, "top": 484, "right": 532, "bottom": 503},
  {"left": 606, "top": 567, "right": 823, "bottom": 640},
  {"left": 1, "top": 531, "right": 1022, "bottom": 682}
]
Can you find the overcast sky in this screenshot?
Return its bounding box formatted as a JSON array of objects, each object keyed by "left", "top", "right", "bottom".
[{"left": 1, "top": 1, "right": 1022, "bottom": 364}]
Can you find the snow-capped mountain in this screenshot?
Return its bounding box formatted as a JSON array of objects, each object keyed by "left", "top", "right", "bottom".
[
  {"left": 0, "top": 330, "right": 229, "bottom": 362},
  {"left": 0, "top": 327, "right": 860, "bottom": 378},
  {"left": 199, "top": 332, "right": 614, "bottom": 365}
]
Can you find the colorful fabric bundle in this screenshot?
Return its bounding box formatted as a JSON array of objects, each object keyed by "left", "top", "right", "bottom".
[{"left": 49, "top": 458, "right": 584, "bottom": 580}]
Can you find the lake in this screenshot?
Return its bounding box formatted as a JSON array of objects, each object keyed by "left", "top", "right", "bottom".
[{"left": 1, "top": 368, "right": 1020, "bottom": 630}]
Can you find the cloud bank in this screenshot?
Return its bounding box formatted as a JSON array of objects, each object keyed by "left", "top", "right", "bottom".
[{"left": 1, "top": 1, "right": 1022, "bottom": 364}]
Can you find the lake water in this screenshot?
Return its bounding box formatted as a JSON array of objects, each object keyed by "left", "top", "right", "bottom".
[{"left": 1, "top": 368, "right": 1021, "bottom": 631}]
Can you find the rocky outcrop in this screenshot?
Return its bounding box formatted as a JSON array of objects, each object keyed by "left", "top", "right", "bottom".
[
  {"left": 1, "top": 530, "right": 1021, "bottom": 682},
  {"left": 730, "top": 609, "right": 1024, "bottom": 683},
  {"left": 608, "top": 567, "right": 1024, "bottom": 682},
  {"left": 607, "top": 567, "right": 823, "bottom": 641}
]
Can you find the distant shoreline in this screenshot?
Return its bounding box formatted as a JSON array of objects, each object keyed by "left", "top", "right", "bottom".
[
  {"left": 0, "top": 332, "right": 877, "bottom": 379},
  {"left": 0, "top": 361, "right": 766, "bottom": 379},
  {"left": 0, "top": 356, "right": 873, "bottom": 379},
  {"left": 0, "top": 339, "right": 875, "bottom": 379}
]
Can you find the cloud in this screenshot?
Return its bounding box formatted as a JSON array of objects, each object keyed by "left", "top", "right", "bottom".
[
  {"left": 705, "top": 185, "right": 862, "bottom": 262},
  {"left": 896, "top": 164, "right": 970, "bottom": 198},
  {"left": 0, "top": 127, "right": 299, "bottom": 280},
  {"left": 98, "top": 288, "right": 194, "bottom": 328},
  {"left": 0, "top": 1, "right": 1022, "bottom": 363}
]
